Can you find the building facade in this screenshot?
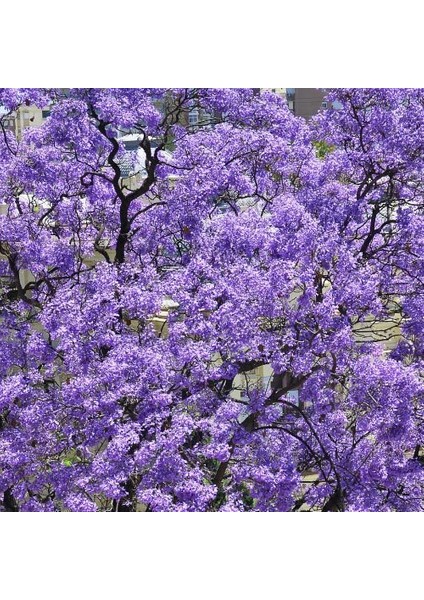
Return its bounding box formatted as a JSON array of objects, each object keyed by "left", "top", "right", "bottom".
[{"left": 286, "top": 88, "right": 328, "bottom": 119}]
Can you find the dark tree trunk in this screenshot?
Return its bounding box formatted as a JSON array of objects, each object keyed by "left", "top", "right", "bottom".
[
  {"left": 3, "top": 488, "right": 19, "bottom": 512},
  {"left": 322, "top": 486, "right": 345, "bottom": 512}
]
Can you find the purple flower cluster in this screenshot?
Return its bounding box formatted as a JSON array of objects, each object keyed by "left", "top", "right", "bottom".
[{"left": 0, "top": 88, "right": 423, "bottom": 511}]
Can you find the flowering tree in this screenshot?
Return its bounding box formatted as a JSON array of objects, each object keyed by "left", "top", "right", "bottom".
[{"left": 0, "top": 88, "right": 423, "bottom": 511}]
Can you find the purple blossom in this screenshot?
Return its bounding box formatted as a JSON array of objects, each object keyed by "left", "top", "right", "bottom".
[{"left": 0, "top": 88, "right": 423, "bottom": 511}]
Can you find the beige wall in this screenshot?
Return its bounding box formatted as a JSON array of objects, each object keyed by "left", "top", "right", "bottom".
[{"left": 14, "top": 105, "right": 50, "bottom": 139}]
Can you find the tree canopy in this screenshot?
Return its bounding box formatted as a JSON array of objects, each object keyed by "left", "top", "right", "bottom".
[{"left": 0, "top": 88, "right": 423, "bottom": 511}]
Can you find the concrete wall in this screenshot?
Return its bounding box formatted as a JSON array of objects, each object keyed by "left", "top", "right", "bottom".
[{"left": 293, "top": 88, "right": 327, "bottom": 120}]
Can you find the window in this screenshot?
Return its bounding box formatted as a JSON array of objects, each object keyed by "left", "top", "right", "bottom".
[
  {"left": 286, "top": 389, "right": 300, "bottom": 407},
  {"left": 42, "top": 110, "right": 51, "bottom": 119},
  {"left": 321, "top": 101, "right": 328, "bottom": 109},
  {"left": 188, "top": 108, "right": 199, "bottom": 127}
]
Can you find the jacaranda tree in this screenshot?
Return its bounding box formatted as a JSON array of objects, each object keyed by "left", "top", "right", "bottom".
[{"left": 0, "top": 88, "right": 423, "bottom": 511}]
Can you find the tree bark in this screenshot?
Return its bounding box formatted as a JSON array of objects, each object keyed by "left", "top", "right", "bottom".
[{"left": 3, "top": 488, "right": 19, "bottom": 512}]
